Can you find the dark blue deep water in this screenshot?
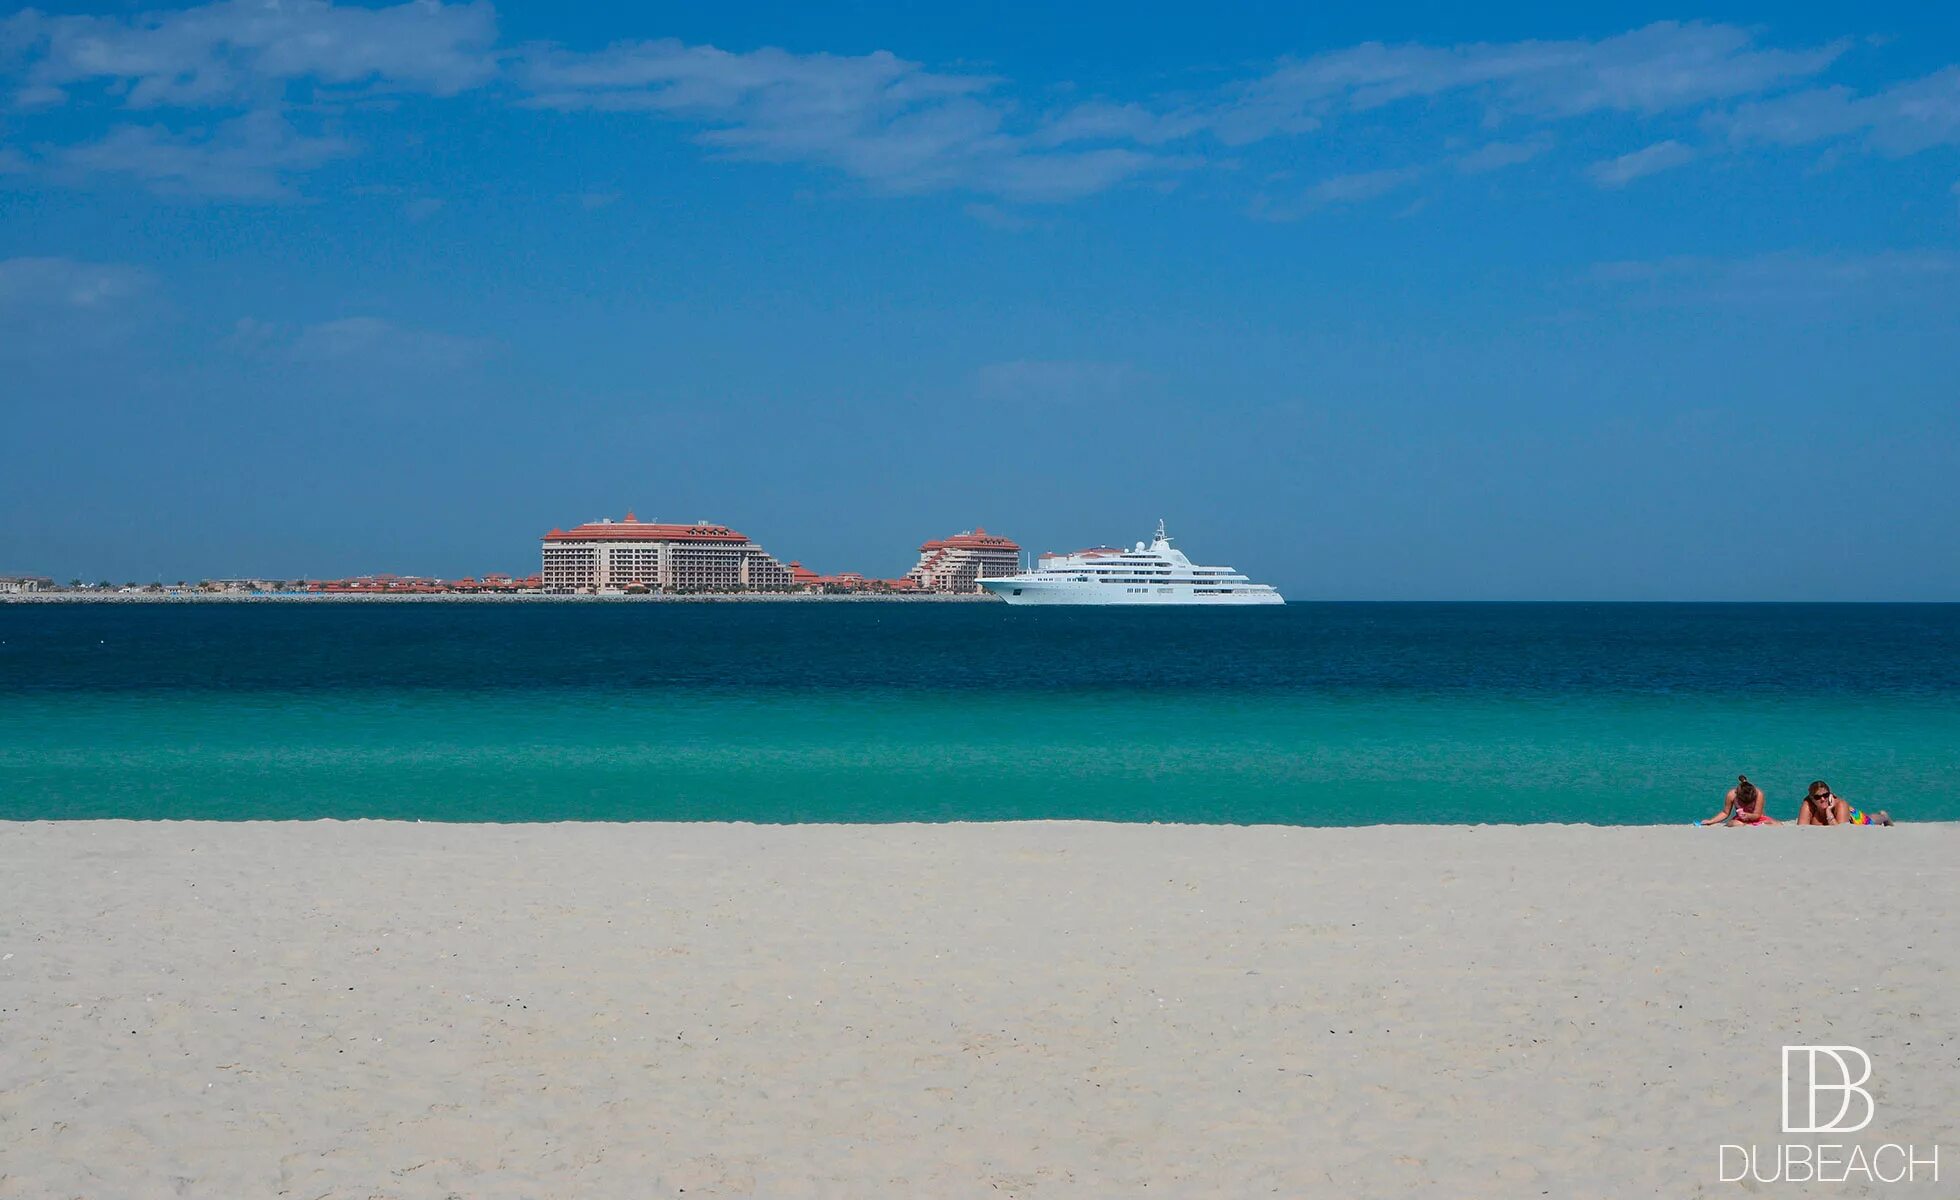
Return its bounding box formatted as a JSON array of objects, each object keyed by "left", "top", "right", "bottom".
[{"left": 2, "top": 602, "right": 1955, "bottom": 824}]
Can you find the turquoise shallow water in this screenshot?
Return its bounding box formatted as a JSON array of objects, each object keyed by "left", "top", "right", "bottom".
[{"left": 2, "top": 602, "right": 1955, "bottom": 824}]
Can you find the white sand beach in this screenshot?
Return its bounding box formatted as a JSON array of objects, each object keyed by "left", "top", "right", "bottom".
[{"left": 1, "top": 821, "right": 1953, "bottom": 1197}]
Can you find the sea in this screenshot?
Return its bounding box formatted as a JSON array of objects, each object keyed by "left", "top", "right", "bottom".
[{"left": 2, "top": 601, "right": 1955, "bottom": 825}]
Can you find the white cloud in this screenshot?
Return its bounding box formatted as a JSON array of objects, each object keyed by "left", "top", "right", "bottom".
[
  {"left": 1592, "top": 249, "right": 1960, "bottom": 302},
  {"left": 282, "top": 315, "right": 487, "bottom": 368},
  {"left": 1306, "top": 165, "right": 1424, "bottom": 204},
  {"left": 0, "top": 257, "right": 154, "bottom": 356},
  {"left": 988, "top": 146, "right": 1194, "bottom": 202},
  {"left": 962, "top": 202, "right": 1043, "bottom": 231},
  {"left": 1720, "top": 66, "right": 1960, "bottom": 155},
  {"left": 521, "top": 39, "right": 987, "bottom": 106},
  {"left": 5, "top": 0, "right": 498, "bottom": 108},
  {"left": 1454, "top": 136, "right": 1553, "bottom": 174},
  {"left": 12, "top": 84, "right": 66, "bottom": 109},
  {"left": 0, "top": 10, "right": 1943, "bottom": 213},
  {"left": 1715, "top": 86, "right": 1864, "bottom": 146},
  {"left": 1031, "top": 101, "right": 1210, "bottom": 148},
  {"left": 1587, "top": 139, "right": 1695, "bottom": 188},
  {"left": 0, "top": 256, "right": 151, "bottom": 310},
  {"left": 1246, "top": 164, "right": 1427, "bottom": 221},
  {"left": 1011, "top": 22, "right": 1846, "bottom": 201},
  {"left": 53, "top": 109, "right": 352, "bottom": 199},
  {"left": 1138, "top": 21, "right": 1846, "bottom": 148},
  {"left": 519, "top": 38, "right": 1191, "bottom": 202},
  {"left": 226, "top": 314, "right": 487, "bottom": 370}
]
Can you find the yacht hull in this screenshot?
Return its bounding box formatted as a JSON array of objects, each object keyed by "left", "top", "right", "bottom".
[{"left": 981, "top": 580, "right": 1284, "bottom": 605}]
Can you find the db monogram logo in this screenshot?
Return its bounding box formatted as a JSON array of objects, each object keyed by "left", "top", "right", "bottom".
[{"left": 1782, "top": 1045, "right": 1875, "bottom": 1134}]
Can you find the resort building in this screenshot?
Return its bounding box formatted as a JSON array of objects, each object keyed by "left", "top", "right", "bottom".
[
  {"left": 786, "top": 563, "right": 917, "bottom": 593},
  {"left": 303, "top": 574, "right": 544, "bottom": 595},
  {"left": 446, "top": 573, "right": 543, "bottom": 594},
  {"left": 306, "top": 574, "right": 448, "bottom": 595},
  {"left": 904, "top": 528, "right": 1022, "bottom": 593},
  {"left": 540, "top": 513, "right": 795, "bottom": 593},
  {"left": 0, "top": 574, "right": 53, "bottom": 594}
]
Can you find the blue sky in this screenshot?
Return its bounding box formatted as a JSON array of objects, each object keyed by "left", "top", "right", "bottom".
[{"left": 1, "top": 2, "right": 1956, "bottom": 598}]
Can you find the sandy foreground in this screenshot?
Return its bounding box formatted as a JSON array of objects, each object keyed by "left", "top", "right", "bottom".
[{"left": 1, "top": 822, "right": 1954, "bottom": 1199}]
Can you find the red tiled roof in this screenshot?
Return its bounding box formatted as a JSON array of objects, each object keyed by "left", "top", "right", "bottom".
[
  {"left": 918, "top": 526, "right": 1020, "bottom": 552},
  {"left": 543, "top": 514, "right": 754, "bottom": 543}
]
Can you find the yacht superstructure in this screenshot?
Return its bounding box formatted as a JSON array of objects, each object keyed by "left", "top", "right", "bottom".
[{"left": 979, "top": 521, "right": 1283, "bottom": 606}]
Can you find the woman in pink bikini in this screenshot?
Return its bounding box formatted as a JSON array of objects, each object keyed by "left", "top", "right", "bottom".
[{"left": 1702, "top": 775, "right": 1778, "bottom": 826}]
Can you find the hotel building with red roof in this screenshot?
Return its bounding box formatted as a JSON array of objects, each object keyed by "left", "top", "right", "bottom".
[
  {"left": 540, "top": 513, "right": 795, "bottom": 593},
  {"left": 904, "top": 528, "right": 1022, "bottom": 593}
]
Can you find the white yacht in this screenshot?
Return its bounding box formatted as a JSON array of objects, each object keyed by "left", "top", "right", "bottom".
[{"left": 980, "top": 521, "right": 1284, "bottom": 606}]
